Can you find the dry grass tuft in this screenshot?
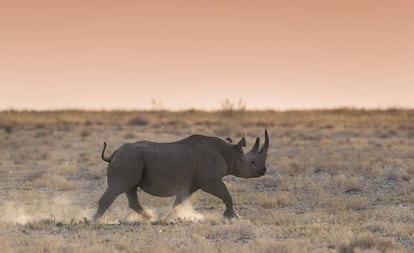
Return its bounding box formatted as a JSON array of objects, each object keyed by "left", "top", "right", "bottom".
[
  {"left": 206, "top": 220, "right": 256, "bottom": 242},
  {"left": 35, "top": 130, "right": 48, "bottom": 138},
  {"left": 342, "top": 176, "right": 363, "bottom": 193},
  {"left": 276, "top": 191, "right": 297, "bottom": 208},
  {"left": 124, "top": 132, "right": 137, "bottom": 139},
  {"left": 243, "top": 239, "right": 315, "bottom": 253},
  {"left": 338, "top": 232, "right": 404, "bottom": 253},
  {"left": 50, "top": 175, "right": 78, "bottom": 191},
  {"left": 345, "top": 196, "right": 369, "bottom": 211}
]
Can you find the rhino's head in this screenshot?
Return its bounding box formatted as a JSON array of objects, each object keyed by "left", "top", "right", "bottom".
[{"left": 230, "top": 130, "right": 269, "bottom": 178}]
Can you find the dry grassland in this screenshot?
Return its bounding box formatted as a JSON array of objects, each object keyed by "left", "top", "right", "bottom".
[{"left": 0, "top": 109, "right": 413, "bottom": 252}]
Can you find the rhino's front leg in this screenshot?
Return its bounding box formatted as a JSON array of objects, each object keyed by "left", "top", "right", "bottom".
[{"left": 198, "top": 180, "right": 238, "bottom": 218}]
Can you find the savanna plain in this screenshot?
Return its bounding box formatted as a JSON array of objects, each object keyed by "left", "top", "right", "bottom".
[{"left": 0, "top": 109, "right": 413, "bottom": 253}]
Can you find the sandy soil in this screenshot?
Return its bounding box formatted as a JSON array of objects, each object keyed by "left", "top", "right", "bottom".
[{"left": 0, "top": 109, "right": 413, "bottom": 252}]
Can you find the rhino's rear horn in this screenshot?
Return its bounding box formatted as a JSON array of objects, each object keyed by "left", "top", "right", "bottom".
[
  {"left": 259, "top": 129, "right": 269, "bottom": 155},
  {"left": 248, "top": 137, "right": 260, "bottom": 154}
]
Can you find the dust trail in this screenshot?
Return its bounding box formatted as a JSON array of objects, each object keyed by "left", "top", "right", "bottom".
[
  {"left": 0, "top": 193, "right": 205, "bottom": 224},
  {"left": 124, "top": 208, "right": 158, "bottom": 223},
  {"left": 164, "top": 199, "right": 204, "bottom": 223},
  {"left": 0, "top": 201, "right": 34, "bottom": 224},
  {"left": 0, "top": 194, "right": 94, "bottom": 224}
]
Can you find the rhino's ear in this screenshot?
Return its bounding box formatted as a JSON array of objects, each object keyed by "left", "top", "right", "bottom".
[{"left": 235, "top": 136, "right": 246, "bottom": 150}]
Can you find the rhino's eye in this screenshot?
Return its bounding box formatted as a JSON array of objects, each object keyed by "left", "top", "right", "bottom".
[{"left": 251, "top": 161, "right": 256, "bottom": 165}]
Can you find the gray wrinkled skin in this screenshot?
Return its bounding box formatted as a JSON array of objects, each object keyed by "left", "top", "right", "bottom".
[{"left": 93, "top": 130, "right": 269, "bottom": 220}]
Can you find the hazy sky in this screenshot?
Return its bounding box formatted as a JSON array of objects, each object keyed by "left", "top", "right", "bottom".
[{"left": 1, "top": 1, "right": 413, "bottom": 110}]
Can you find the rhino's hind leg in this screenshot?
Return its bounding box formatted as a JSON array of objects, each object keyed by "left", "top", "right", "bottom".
[
  {"left": 166, "top": 193, "right": 204, "bottom": 222},
  {"left": 172, "top": 184, "right": 198, "bottom": 208},
  {"left": 126, "top": 187, "right": 152, "bottom": 220},
  {"left": 93, "top": 187, "right": 122, "bottom": 221},
  {"left": 173, "top": 194, "right": 189, "bottom": 208}
]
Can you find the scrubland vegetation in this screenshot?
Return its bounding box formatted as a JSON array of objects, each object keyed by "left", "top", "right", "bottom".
[{"left": 0, "top": 109, "right": 413, "bottom": 252}]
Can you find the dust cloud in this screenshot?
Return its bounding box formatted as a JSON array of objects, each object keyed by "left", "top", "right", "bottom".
[
  {"left": 0, "top": 193, "right": 94, "bottom": 224},
  {"left": 165, "top": 199, "right": 205, "bottom": 223}
]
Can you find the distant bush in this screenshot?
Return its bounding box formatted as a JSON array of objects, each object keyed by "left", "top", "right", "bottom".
[
  {"left": 220, "top": 98, "right": 246, "bottom": 114},
  {"left": 1, "top": 124, "right": 12, "bottom": 134},
  {"left": 35, "top": 131, "right": 48, "bottom": 138},
  {"left": 124, "top": 132, "right": 137, "bottom": 139},
  {"left": 80, "top": 129, "right": 92, "bottom": 138},
  {"left": 128, "top": 116, "right": 149, "bottom": 126}
]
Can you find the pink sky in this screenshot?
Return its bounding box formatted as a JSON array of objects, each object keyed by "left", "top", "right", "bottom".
[{"left": 1, "top": 1, "right": 413, "bottom": 110}]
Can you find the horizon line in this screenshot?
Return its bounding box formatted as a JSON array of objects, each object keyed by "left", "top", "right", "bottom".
[{"left": 1, "top": 105, "right": 413, "bottom": 113}]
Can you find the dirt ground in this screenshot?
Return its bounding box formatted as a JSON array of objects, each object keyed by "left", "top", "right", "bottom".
[{"left": 0, "top": 109, "right": 413, "bottom": 252}]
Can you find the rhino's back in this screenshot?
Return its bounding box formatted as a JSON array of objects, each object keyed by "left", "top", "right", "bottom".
[{"left": 132, "top": 134, "right": 226, "bottom": 154}]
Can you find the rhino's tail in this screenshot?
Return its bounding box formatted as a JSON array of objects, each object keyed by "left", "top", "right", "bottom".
[{"left": 101, "top": 142, "right": 116, "bottom": 163}]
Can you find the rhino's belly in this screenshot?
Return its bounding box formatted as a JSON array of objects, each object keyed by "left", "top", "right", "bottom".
[{"left": 138, "top": 173, "right": 191, "bottom": 197}]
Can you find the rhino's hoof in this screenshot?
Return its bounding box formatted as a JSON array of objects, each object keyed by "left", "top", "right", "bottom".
[
  {"left": 92, "top": 213, "right": 102, "bottom": 222},
  {"left": 141, "top": 211, "right": 153, "bottom": 221},
  {"left": 224, "top": 209, "right": 239, "bottom": 219}
]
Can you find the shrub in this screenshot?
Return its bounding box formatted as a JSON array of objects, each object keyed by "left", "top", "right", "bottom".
[{"left": 128, "top": 116, "right": 149, "bottom": 126}]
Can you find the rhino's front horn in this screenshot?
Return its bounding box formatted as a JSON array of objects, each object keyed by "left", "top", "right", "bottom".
[
  {"left": 248, "top": 137, "right": 260, "bottom": 154},
  {"left": 259, "top": 129, "right": 269, "bottom": 155}
]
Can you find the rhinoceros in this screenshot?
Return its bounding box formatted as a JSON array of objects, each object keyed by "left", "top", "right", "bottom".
[{"left": 93, "top": 130, "right": 269, "bottom": 220}]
